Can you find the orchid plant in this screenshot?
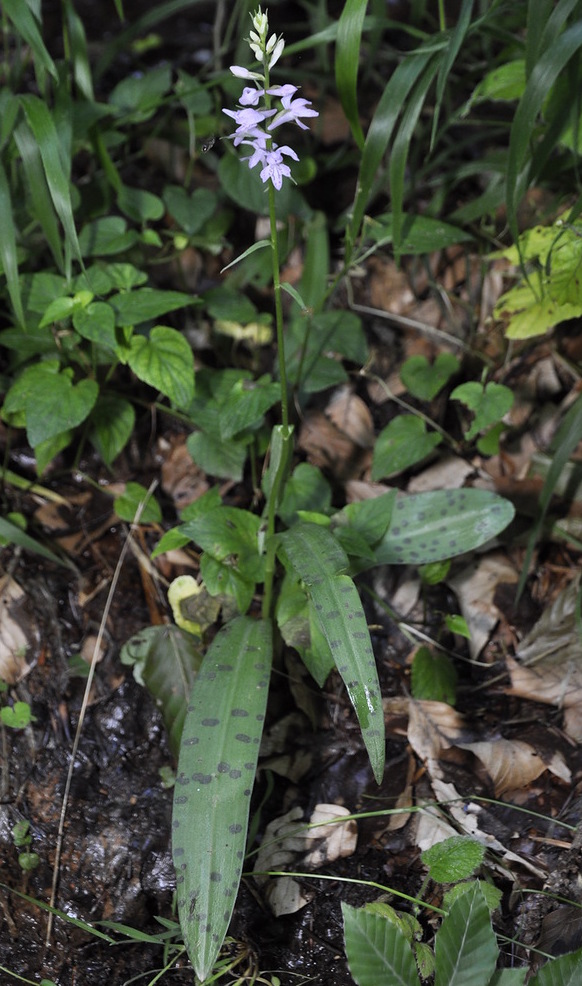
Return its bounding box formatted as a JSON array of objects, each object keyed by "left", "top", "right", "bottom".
[{"left": 166, "top": 8, "right": 514, "bottom": 983}]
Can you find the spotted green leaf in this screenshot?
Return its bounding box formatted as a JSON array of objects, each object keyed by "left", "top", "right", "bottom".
[
  {"left": 373, "top": 489, "right": 515, "bottom": 566},
  {"left": 278, "top": 523, "right": 385, "bottom": 784},
  {"left": 172, "top": 616, "right": 272, "bottom": 982}
]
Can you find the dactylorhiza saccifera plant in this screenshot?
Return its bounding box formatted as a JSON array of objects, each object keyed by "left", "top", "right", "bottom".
[{"left": 158, "top": 9, "right": 516, "bottom": 983}]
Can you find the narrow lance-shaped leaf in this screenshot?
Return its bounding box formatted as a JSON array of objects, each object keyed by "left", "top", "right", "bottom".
[
  {"left": 278, "top": 523, "right": 385, "bottom": 784},
  {"left": 172, "top": 616, "right": 273, "bottom": 982},
  {"left": 0, "top": 160, "right": 25, "bottom": 328}
]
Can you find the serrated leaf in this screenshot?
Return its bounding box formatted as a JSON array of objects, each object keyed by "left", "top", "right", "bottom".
[
  {"left": 127, "top": 326, "right": 194, "bottom": 407},
  {"left": 114, "top": 482, "right": 162, "bottom": 524},
  {"left": 422, "top": 837, "right": 485, "bottom": 883},
  {"left": 529, "top": 945, "right": 582, "bottom": 985},
  {"left": 120, "top": 624, "right": 203, "bottom": 756},
  {"left": 172, "top": 616, "right": 272, "bottom": 981},
  {"left": 434, "top": 883, "right": 497, "bottom": 986},
  {"left": 278, "top": 523, "right": 385, "bottom": 783},
  {"left": 373, "top": 490, "right": 515, "bottom": 566},
  {"left": 342, "top": 902, "right": 420, "bottom": 986},
  {"left": 26, "top": 373, "right": 98, "bottom": 447},
  {"left": 110, "top": 288, "right": 192, "bottom": 326},
  {"left": 187, "top": 431, "right": 248, "bottom": 482}
]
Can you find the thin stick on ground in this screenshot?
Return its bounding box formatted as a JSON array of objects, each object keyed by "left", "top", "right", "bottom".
[{"left": 45, "top": 480, "right": 159, "bottom": 949}]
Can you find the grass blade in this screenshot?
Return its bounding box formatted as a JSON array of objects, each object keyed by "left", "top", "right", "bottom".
[
  {"left": 172, "top": 615, "right": 272, "bottom": 981},
  {"left": 430, "top": 0, "right": 474, "bottom": 151},
  {"left": 13, "top": 121, "right": 65, "bottom": 273},
  {"left": 0, "top": 159, "right": 25, "bottom": 327},
  {"left": 279, "top": 523, "right": 385, "bottom": 784},
  {"left": 335, "top": 0, "right": 369, "bottom": 150},
  {"left": 506, "top": 18, "right": 582, "bottom": 246},
  {"left": 346, "top": 47, "right": 435, "bottom": 259},
  {"left": 19, "top": 94, "right": 83, "bottom": 277},
  {"left": 3, "top": 0, "right": 57, "bottom": 82}
]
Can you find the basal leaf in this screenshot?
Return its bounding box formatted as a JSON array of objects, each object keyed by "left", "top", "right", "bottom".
[
  {"left": 172, "top": 616, "right": 272, "bottom": 981},
  {"left": 529, "top": 944, "right": 582, "bottom": 984},
  {"left": 278, "top": 523, "right": 385, "bottom": 783},
  {"left": 127, "top": 326, "right": 194, "bottom": 407},
  {"left": 373, "top": 490, "right": 515, "bottom": 566}
]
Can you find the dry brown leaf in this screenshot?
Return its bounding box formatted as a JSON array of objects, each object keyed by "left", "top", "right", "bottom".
[
  {"left": 325, "top": 387, "right": 374, "bottom": 449},
  {"left": 507, "top": 575, "right": 582, "bottom": 740},
  {"left": 0, "top": 575, "right": 38, "bottom": 683},
  {"left": 447, "top": 552, "right": 519, "bottom": 658},
  {"left": 407, "top": 699, "right": 466, "bottom": 762},
  {"left": 298, "top": 411, "right": 370, "bottom": 480},
  {"left": 253, "top": 804, "right": 356, "bottom": 916},
  {"left": 459, "top": 738, "right": 571, "bottom": 796},
  {"left": 407, "top": 455, "right": 475, "bottom": 494}
]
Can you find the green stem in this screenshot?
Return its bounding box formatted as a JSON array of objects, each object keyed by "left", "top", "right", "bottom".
[{"left": 267, "top": 182, "right": 289, "bottom": 429}]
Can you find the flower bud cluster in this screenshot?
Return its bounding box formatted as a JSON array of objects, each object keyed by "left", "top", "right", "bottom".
[{"left": 222, "top": 7, "right": 318, "bottom": 191}]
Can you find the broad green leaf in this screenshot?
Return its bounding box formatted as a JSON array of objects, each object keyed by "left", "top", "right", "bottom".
[
  {"left": 372, "top": 416, "right": 441, "bottom": 480},
  {"left": 114, "top": 482, "right": 162, "bottom": 524},
  {"left": 369, "top": 213, "right": 473, "bottom": 255},
  {"left": 469, "top": 59, "right": 526, "bottom": 106},
  {"left": 434, "top": 883, "right": 498, "bottom": 986},
  {"left": 78, "top": 217, "right": 138, "bottom": 256},
  {"left": 186, "top": 431, "right": 248, "bottom": 482},
  {"left": 335, "top": 0, "right": 368, "bottom": 149},
  {"left": 373, "top": 489, "right": 515, "bottom": 566},
  {"left": 163, "top": 185, "right": 217, "bottom": 235},
  {"left": 1, "top": 702, "right": 34, "bottom": 729},
  {"left": 338, "top": 491, "right": 397, "bottom": 548},
  {"left": 451, "top": 382, "right": 513, "bottom": 440},
  {"left": 34, "top": 430, "right": 75, "bottom": 475},
  {"left": 489, "top": 970, "right": 528, "bottom": 985},
  {"left": 219, "top": 375, "right": 280, "bottom": 440},
  {"left": 120, "top": 624, "right": 203, "bottom": 757},
  {"left": 117, "top": 184, "right": 165, "bottom": 223},
  {"left": 127, "top": 326, "right": 194, "bottom": 407},
  {"left": 278, "top": 523, "right": 385, "bottom": 783},
  {"left": 217, "top": 152, "right": 309, "bottom": 220},
  {"left": 401, "top": 353, "right": 460, "bottom": 400},
  {"left": 181, "top": 506, "right": 263, "bottom": 582},
  {"left": 111, "top": 288, "right": 193, "bottom": 326},
  {"left": 172, "top": 616, "right": 272, "bottom": 981},
  {"left": 529, "top": 945, "right": 582, "bottom": 984},
  {"left": 444, "top": 880, "right": 502, "bottom": 914},
  {"left": 199, "top": 554, "right": 255, "bottom": 615},
  {"left": 411, "top": 648, "right": 457, "bottom": 704},
  {"left": 343, "top": 902, "right": 420, "bottom": 986},
  {"left": 277, "top": 463, "right": 332, "bottom": 527},
  {"left": 203, "top": 287, "right": 258, "bottom": 324},
  {"left": 73, "top": 302, "right": 117, "bottom": 350},
  {"left": 5, "top": 364, "right": 98, "bottom": 447},
  {"left": 25, "top": 374, "right": 98, "bottom": 446},
  {"left": 422, "top": 837, "right": 485, "bottom": 883},
  {"left": 88, "top": 394, "right": 135, "bottom": 466},
  {"left": 109, "top": 64, "right": 172, "bottom": 122}
]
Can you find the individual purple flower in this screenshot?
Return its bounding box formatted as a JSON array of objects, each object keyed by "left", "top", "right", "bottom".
[
  {"left": 222, "top": 105, "right": 276, "bottom": 138},
  {"left": 239, "top": 86, "right": 265, "bottom": 106},
  {"left": 269, "top": 91, "right": 318, "bottom": 131},
  {"left": 259, "top": 144, "right": 299, "bottom": 190}
]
